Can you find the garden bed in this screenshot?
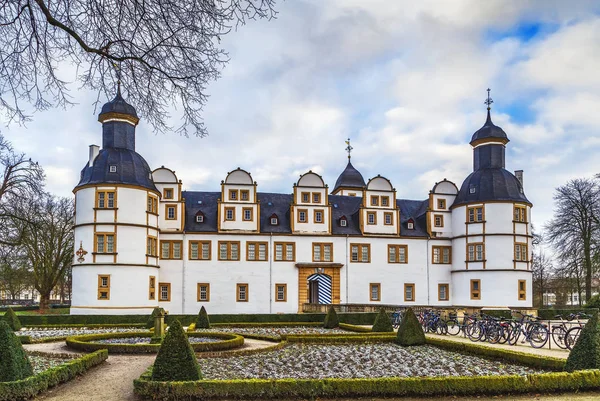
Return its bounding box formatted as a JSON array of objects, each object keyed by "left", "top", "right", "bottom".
[
  {"left": 95, "top": 336, "right": 220, "bottom": 345},
  {"left": 195, "top": 325, "right": 352, "bottom": 339},
  {"left": 17, "top": 326, "right": 142, "bottom": 343},
  {"left": 28, "top": 351, "right": 79, "bottom": 374}
]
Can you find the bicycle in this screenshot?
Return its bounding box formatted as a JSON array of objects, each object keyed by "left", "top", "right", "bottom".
[
  {"left": 564, "top": 312, "right": 590, "bottom": 350},
  {"left": 507, "top": 312, "right": 549, "bottom": 349},
  {"left": 391, "top": 310, "right": 403, "bottom": 329}
]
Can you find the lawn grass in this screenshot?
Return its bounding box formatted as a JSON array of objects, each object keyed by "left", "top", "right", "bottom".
[{"left": 14, "top": 308, "right": 70, "bottom": 316}]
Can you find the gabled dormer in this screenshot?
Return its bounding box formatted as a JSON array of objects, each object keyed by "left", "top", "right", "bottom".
[
  {"left": 360, "top": 175, "right": 399, "bottom": 235},
  {"left": 269, "top": 213, "right": 279, "bottom": 226},
  {"left": 152, "top": 166, "right": 184, "bottom": 232},
  {"left": 218, "top": 168, "right": 259, "bottom": 232},
  {"left": 291, "top": 171, "right": 331, "bottom": 235},
  {"left": 427, "top": 179, "right": 458, "bottom": 238},
  {"left": 195, "top": 210, "right": 205, "bottom": 223}
]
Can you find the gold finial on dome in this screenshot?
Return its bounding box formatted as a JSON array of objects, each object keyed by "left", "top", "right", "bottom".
[
  {"left": 484, "top": 88, "right": 494, "bottom": 111},
  {"left": 345, "top": 138, "right": 353, "bottom": 161}
]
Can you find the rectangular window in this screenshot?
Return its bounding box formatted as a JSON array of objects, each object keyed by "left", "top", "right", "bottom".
[
  {"left": 470, "top": 279, "right": 481, "bottom": 300},
  {"left": 240, "top": 190, "right": 249, "bottom": 201},
  {"left": 97, "top": 275, "right": 110, "bottom": 300},
  {"left": 388, "top": 245, "right": 408, "bottom": 263},
  {"left": 438, "top": 199, "right": 446, "bottom": 209},
  {"left": 298, "top": 209, "right": 308, "bottom": 223},
  {"left": 467, "top": 243, "right": 485, "bottom": 262},
  {"left": 218, "top": 241, "right": 240, "bottom": 261},
  {"left": 189, "top": 241, "right": 211, "bottom": 260},
  {"left": 247, "top": 242, "right": 268, "bottom": 261},
  {"left": 242, "top": 207, "right": 253, "bottom": 221},
  {"left": 147, "top": 195, "right": 158, "bottom": 214},
  {"left": 514, "top": 205, "right": 527, "bottom": 222},
  {"left": 438, "top": 284, "right": 449, "bottom": 301},
  {"left": 95, "top": 233, "right": 115, "bottom": 253},
  {"left": 164, "top": 188, "right": 173, "bottom": 199},
  {"left": 350, "top": 243, "right": 370, "bottom": 263},
  {"left": 197, "top": 283, "right": 210, "bottom": 302},
  {"left": 147, "top": 236, "right": 158, "bottom": 257},
  {"left": 432, "top": 246, "right": 452, "bottom": 264},
  {"left": 384, "top": 212, "right": 393, "bottom": 225},
  {"left": 404, "top": 283, "right": 415, "bottom": 302},
  {"left": 229, "top": 189, "right": 238, "bottom": 200},
  {"left": 160, "top": 240, "right": 183, "bottom": 260},
  {"left": 518, "top": 280, "right": 526, "bottom": 301},
  {"left": 314, "top": 209, "right": 324, "bottom": 224},
  {"left": 434, "top": 214, "right": 444, "bottom": 228},
  {"left": 467, "top": 206, "right": 484, "bottom": 223},
  {"left": 371, "top": 196, "right": 379, "bottom": 206},
  {"left": 237, "top": 283, "right": 248, "bottom": 302},
  {"left": 96, "top": 190, "right": 116, "bottom": 208},
  {"left": 367, "top": 212, "right": 376, "bottom": 225},
  {"left": 515, "top": 243, "right": 528, "bottom": 262},
  {"left": 149, "top": 276, "right": 156, "bottom": 300},
  {"left": 313, "top": 243, "right": 333, "bottom": 262},
  {"left": 165, "top": 204, "right": 177, "bottom": 220},
  {"left": 301, "top": 192, "right": 310, "bottom": 203},
  {"left": 275, "top": 284, "right": 287, "bottom": 302},
  {"left": 313, "top": 193, "right": 321, "bottom": 203},
  {"left": 159, "top": 283, "right": 171, "bottom": 302},
  {"left": 274, "top": 242, "right": 295, "bottom": 261},
  {"left": 381, "top": 196, "right": 389, "bottom": 207},
  {"left": 370, "top": 283, "right": 381, "bottom": 301},
  {"left": 224, "top": 207, "right": 235, "bottom": 221}
]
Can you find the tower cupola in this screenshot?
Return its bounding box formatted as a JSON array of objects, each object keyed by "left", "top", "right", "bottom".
[
  {"left": 332, "top": 138, "right": 366, "bottom": 195},
  {"left": 470, "top": 89, "right": 509, "bottom": 171},
  {"left": 98, "top": 84, "right": 139, "bottom": 151}
]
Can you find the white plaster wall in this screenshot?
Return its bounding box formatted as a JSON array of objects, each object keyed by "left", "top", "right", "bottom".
[
  {"left": 485, "top": 203, "right": 514, "bottom": 233},
  {"left": 116, "top": 188, "right": 149, "bottom": 225},
  {"left": 225, "top": 170, "right": 254, "bottom": 185},
  {"left": 451, "top": 270, "right": 533, "bottom": 307},
  {"left": 451, "top": 206, "right": 467, "bottom": 237},
  {"left": 293, "top": 205, "right": 330, "bottom": 234},
  {"left": 220, "top": 203, "right": 259, "bottom": 231},
  {"left": 297, "top": 173, "right": 325, "bottom": 188},
  {"left": 428, "top": 240, "right": 453, "bottom": 306},
  {"left": 75, "top": 188, "right": 96, "bottom": 225},
  {"left": 153, "top": 168, "right": 178, "bottom": 183},
  {"left": 367, "top": 177, "right": 393, "bottom": 191},
  {"left": 295, "top": 187, "right": 327, "bottom": 205},
  {"left": 485, "top": 235, "right": 516, "bottom": 270},
  {"left": 362, "top": 208, "right": 398, "bottom": 235},
  {"left": 223, "top": 184, "right": 256, "bottom": 203}
]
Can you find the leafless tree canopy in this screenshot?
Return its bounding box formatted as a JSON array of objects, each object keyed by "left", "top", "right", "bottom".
[{"left": 0, "top": 0, "right": 277, "bottom": 136}]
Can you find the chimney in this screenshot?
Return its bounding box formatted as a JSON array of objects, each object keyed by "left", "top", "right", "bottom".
[
  {"left": 515, "top": 170, "right": 524, "bottom": 188},
  {"left": 89, "top": 145, "right": 100, "bottom": 167}
]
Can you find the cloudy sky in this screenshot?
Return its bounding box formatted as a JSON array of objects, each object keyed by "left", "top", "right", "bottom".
[{"left": 3, "top": 0, "right": 600, "bottom": 232}]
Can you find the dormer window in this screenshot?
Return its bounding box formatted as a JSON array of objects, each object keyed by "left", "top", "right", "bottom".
[
  {"left": 270, "top": 214, "right": 279, "bottom": 226},
  {"left": 109, "top": 165, "right": 117, "bottom": 173},
  {"left": 407, "top": 219, "right": 415, "bottom": 230},
  {"left": 340, "top": 216, "right": 347, "bottom": 227},
  {"left": 469, "top": 185, "right": 476, "bottom": 194},
  {"left": 195, "top": 212, "right": 204, "bottom": 223}
]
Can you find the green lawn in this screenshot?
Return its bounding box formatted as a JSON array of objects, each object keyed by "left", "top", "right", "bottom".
[{"left": 14, "top": 308, "right": 70, "bottom": 315}]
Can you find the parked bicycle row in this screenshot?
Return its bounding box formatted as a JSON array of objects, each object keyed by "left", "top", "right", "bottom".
[{"left": 390, "top": 309, "right": 589, "bottom": 350}]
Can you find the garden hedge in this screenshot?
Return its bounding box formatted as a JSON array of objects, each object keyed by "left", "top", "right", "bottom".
[
  {"left": 372, "top": 309, "right": 394, "bottom": 332},
  {"left": 196, "top": 306, "right": 210, "bottom": 329},
  {"left": 323, "top": 306, "right": 340, "bottom": 329},
  {"left": 537, "top": 308, "right": 598, "bottom": 320},
  {"left": 565, "top": 311, "right": 600, "bottom": 371},
  {"left": 134, "top": 368, "right": 600, "bottom": 400},
  {"left": 0, "top": 350, "right": 107, "bottom": 401},
  {"left": 152, "top": 319, "right": 201, "bottom": 381},
  {"left": 66, "top": 331, "right": 244, "bottom": 354},
  {"left": 338, "top": 323, "right": 372, "bottom": 333},
  {"left": 0, "top": 320, "right": 33, "bottom": 382},
  {"left": 3, "top": 308, "right": 22, "bottom": 331},
  {"left": 396, "top": 308, "right": 425, "bottom": 346}
]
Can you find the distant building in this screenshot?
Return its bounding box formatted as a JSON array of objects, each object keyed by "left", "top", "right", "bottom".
[{"left": 71, "top": 89, "right": 533, "bottom": 315}]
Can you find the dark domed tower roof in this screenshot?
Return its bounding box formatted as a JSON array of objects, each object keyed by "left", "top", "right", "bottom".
[
  {"left": 333, "top": 161, "right": 366, "bottom": 193},
  {"left": 470, "top": 110, "right": 509, "bottom": 146},
  {"left": 98, "top": 87, "right": 139, "bottom": 124},
  {"left": 453, "top": 168, "right": 529, "bottom": 207}
]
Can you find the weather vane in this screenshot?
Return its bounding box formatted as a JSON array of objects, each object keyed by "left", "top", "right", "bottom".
[
  {"left": 345, "top": 138, "right": 353, "bottom": 160},
  {"left": 113, "top": 62, "right": 122, "bottom": 94},
  {"left": 484, "top": 88, "right": 493, "bottom": 110}
]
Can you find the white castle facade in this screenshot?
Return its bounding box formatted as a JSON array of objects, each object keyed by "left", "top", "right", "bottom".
[{"left": 71, "top": 90, "right": 533, "bottom": 315}]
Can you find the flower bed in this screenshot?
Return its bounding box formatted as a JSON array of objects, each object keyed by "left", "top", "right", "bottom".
[
  {"left": 17, "top": 326, "right": 142, "bottom": 343},
  {"left": 195, "top": 325, "right": 351, "bottom": 339},
  {"left": 95, "top": 336, "right": 220, "bottom": 345},
  {"left": 27, "top": 351, "right": 79, "bottom": 375},
  {"left": 66, "top": 331, "right": 244, "bottom": 353}
]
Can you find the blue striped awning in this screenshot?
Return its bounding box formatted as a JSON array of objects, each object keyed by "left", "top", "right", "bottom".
[{"left": 307, "top": 273, "right": 332, "bottom": 304}]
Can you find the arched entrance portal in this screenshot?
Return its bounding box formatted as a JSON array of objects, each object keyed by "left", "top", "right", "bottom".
[{"left": 307, "top": 273, "right": 332, "bottom": 304}]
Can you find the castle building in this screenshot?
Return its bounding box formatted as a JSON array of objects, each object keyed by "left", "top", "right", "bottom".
[{"left": 71, "top": 90, "right": 533, "bottom": 315}]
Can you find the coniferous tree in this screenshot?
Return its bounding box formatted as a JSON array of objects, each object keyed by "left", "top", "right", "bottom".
[
  {"left": 396, "top": 308, "right": 425, "bottom": 346},
  {"left": 152, "top": 319, "right": 201, "bottom": 381},
  {"left": 3, "top": 308, "right": 21, "bottom": 331},
  {"left": 372, "top": 308, "right": 394, "bottom": 332},
  {"left": 323, "top": 305, "right": 339, "bottom": 329},
  {"left": 0, "top": 320, "right": 33, "bottom": 382},
  {"left": 196, "top": 306, "right": 210, "bottom": 329}
]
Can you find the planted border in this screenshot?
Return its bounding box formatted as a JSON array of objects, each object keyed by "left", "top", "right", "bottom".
[
  {"left": 199, "top": 341, "right": 287, "bottom": 359},
  {"left": 0, "top": 350, "right": 107, "bottom": 401},
  {"left": 66, "top": 332, "right": 244, "bottom": 354},
  {"left": 285, "top": 333, "right": 396, "bottom": 344}
]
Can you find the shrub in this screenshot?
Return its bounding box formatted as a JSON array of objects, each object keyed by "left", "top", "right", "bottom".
[
  {"left": 146, "top": 307, "right": 165, "bottom": 329},
  {"left": 323, "top": 306, "right": 339, "bottom": 329},
  {"left": 396, "top": 308, "right": 425, "bottom": 346},
  {"left": 187, "top": 323, "right": 196, "bottom": 333},
  {"left": 565, "top": 311, "right": 600, "bottom": 371},
  {"left": 3, "top": 308, "right": 21, "bottom": 332},
  {"left": 372, "top": 308, "right": 394, "bottom": 333},
  {"left": 196, "top": 306, "right": 210, "bottom": 329},
  {"left": 585, "top": 295, "right": 600, "bottom": 309},
  {"left": 0, "top": 320, "right": 33, "bottom": 382},
  {"left": 152, "top": 319, "right": 201, "bottom": 381}
]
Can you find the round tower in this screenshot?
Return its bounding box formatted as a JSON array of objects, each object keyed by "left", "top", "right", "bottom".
[
  {"left": 450, "top": 91, "right": 533, "bottom": 308},
  {"left": 71, "top": 88, "right": 161, "bottom": 315}
]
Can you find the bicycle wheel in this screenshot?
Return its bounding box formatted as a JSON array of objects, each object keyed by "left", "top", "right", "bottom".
[
  {"left": 551, "top": 326, "right": 568, "bottom": 350},
  {"left": 507, "top": 325, "right": 520, "bottom": 345},
  {"left": 436, "top": 320, "right": 448, "bottom": 335},
  {"left": 566, "top": 327, "right": 582, "bottom": 350},
  {"left": 497, "top": 325, "right": 510, "bottom": 344},
  {"left": 486, "top": 324, "right": 502, "bottom": 344},
  {"left": 528, "top": 323, "right": 549, "bottom": 349},
  {"left": 446, "top": 319, "right": 461, "bottom": 336},
  {"left": 467, "top": 323, "right": 483, "bottom": 342}
]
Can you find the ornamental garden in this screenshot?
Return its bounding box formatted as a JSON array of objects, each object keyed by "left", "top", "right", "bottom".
[{"left": 2, "top": 306, "right": 600, "bottom": 400}]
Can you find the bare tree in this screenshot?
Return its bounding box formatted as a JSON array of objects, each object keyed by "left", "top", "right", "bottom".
[
  {"left": 532, "top": 251, "right": 553, "bottom": 308},
  {"left": 12, "top": 195, "right": 74, "bottom": 310},
  {"left": 0, "top": 0, "right": 276, "bottom": 136},
  {"left": 0, "top": 246, "right": 33, "bottom": 301},
  {"left": 546, "top": 178, "right": 600, "bottom": 302}
]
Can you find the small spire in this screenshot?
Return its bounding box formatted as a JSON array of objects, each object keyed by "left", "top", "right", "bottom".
[
  {"left": 113, "top": 62, "right": 122, "bottom": 97},
  {"left": 484, "top": 88, "right": 493, "bottom": 111},
  {"left": 345, "top": 138, "right": 353, "bottom": 161}
]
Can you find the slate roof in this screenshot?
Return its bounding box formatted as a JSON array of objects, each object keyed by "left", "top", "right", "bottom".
[
  {"left": 470, "top": 110, "right": 508, "bottom": 144},
  {"left": 452, "top": 168, "right": 530, "bottom": 207},
  {"left": 183, "top": 191, "right": 429, "bottom": 237},
  {"left": 75, "top": 148, "right": 157, "bottom": 192},
  {"left": 332, "top": 161, "right": 366, "bottom": 193},
  {"left": 99, "top": 88, "right": 138, "bottom": 118}
]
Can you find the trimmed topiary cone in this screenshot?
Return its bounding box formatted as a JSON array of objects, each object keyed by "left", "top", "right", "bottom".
[
  {"left": 4, "top": 308, "right": 21, "bottom": 331},
  {"left": 566, "top": 311, "right": 600, "bottom": 371},
  {"left": 372, "top": 308, "right": 394, "bottom": 333},
  {"left": 323, "top": 305, "right": 339, "bottom": 329},
  {"left": 396, "top": 307, "right": 425, "bottom": 346},
  {"left": 0, "top": 320, "right": 33, "bottom": 382},
  {"left": 152, "top": 319, "right": 201, "bottom": 381},
  {"left": 196, "top": 306, "right": 210, "bottom": 329},
  {"left": 146, "top": 307, "right": 165, "bottom": 329}
]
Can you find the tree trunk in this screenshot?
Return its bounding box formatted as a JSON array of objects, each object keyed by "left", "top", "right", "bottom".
[{"left": 39, "top": 294, "right": 50, "bottom": 311}]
